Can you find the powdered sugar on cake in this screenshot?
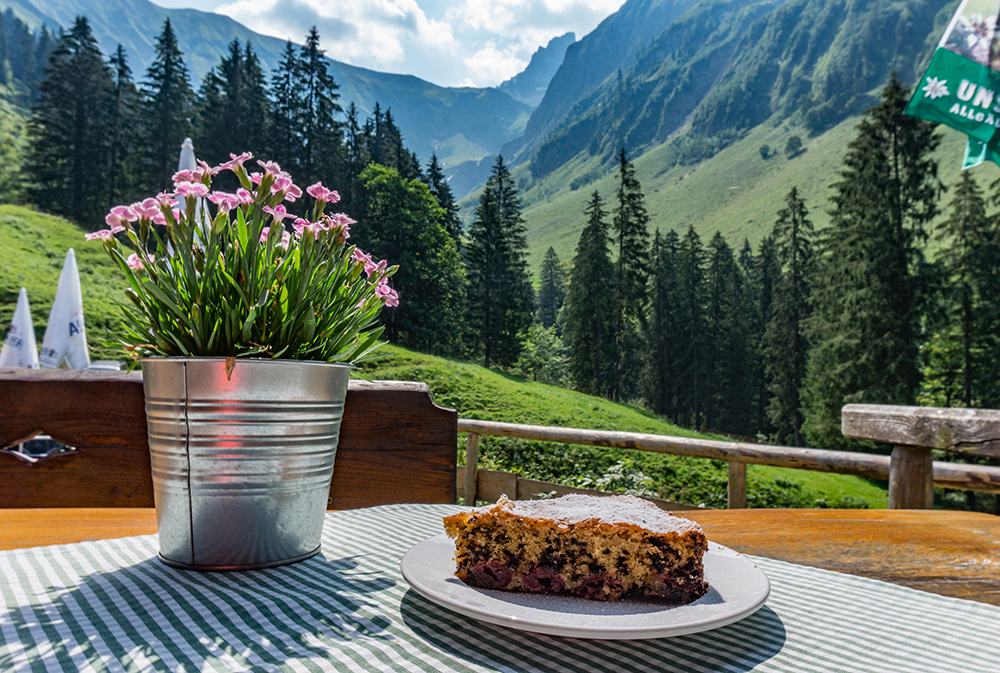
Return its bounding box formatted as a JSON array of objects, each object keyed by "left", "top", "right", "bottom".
[{"left": 492, "top": 493, "right": 702, "bottom": 536}]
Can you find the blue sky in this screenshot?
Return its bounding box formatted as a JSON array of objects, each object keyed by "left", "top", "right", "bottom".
[{"left": 148, "top": 0, "right": 627, "bottom": 88}]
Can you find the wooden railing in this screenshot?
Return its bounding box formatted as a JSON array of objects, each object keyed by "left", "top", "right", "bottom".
[
  {"left": 3, "top": 368, "right": 999, "bottom": 511},
  {"left": 0, "top": 369, "right": 457, "bottom": 509},
  {"left": 458, "top": 414, "right": 1000, "bottom": 509}
]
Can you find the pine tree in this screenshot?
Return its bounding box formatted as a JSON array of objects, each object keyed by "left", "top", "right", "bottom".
[
  {"left": 764, "top": 187, "right": 814, "bottom": 446},
  {"left": 924, "top": 172, "right": 995, "bottom": 407},
  {"left": 268, "top": 41, "right": 301, "bottom": 175},
  {"left": 752, "top": 235, "right": 780, "bottom": 436},
  {"left": 646, "top": 228, "right": 681, "bottom": 418},
  {"left": 353, "top": 163, "right": 466, "bottom": 356},
  {"left": 803, "top": 74, "right": 941, "bottom": 450},
  {"left": 704, "top": 232, "right": 753, "bottom": 434},
  {"left": 536, "top": 247, "right": 567, "bottom": 330},
  {"left": 610, "top": 147, "right": 651, "bottom": 401},
  {"left": 195, "top": 40, "right": 268, "bottom": 174},
  {"left": 106, "top": 44, "right": 141, "bottom": 208},
  {"left": 565, "top": 191, "right": 615, "bottom": 396},
  {"left": 295, "top": 26, "right": 342, "bottom": 189},
  {"left": 425, "top": 153, "right": 462, "bottom": 248},
  {"left": 23, "top": 16, "right": 114, "bottom": 228},
  {"left": 140, "top": 18, "right": 194, "bottom": 191},
  {"left": 466, "top": 155, "right": 534, "bottom": 369},
  {"left": 675, "top": 225, "right": 707, "bottom": 428}
]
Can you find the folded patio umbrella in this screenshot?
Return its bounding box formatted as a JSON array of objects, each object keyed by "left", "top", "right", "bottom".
[
  {"left": 906, "top": 0, "right": 1000, "bottom": 168},
  {"left": 0, "top": 287, "right": 39, "bottom": 368},
  {"left": 39, "top": 248, "right": 90, "bottom": 370}
]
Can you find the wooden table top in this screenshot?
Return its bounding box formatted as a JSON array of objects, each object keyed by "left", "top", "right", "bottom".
[{"left": 2, "top": 507, "right": 997, "bottom": 606}]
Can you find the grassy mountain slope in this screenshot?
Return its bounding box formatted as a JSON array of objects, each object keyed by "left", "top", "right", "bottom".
[
  {"left": 0, "top": 205, "right": 130, "bottom": 362},
  {"left": 495, "top": 109, "right": 990, "bottom": 275},
  {"left": 356, "top": 346, "right": 888, "bottom": 509},
  {"left": 0, "top": 0, "right": 532, "bottom": 172},
  {"left": 515, "top": 0, "right": 699, "bottom": 161}
]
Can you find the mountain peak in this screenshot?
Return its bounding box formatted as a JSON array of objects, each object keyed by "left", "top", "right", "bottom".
[{"left": 498, "top": 32, "right": 575, "bottom": 107}]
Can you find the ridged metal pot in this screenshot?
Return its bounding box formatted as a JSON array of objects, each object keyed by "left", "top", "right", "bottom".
[{"left": 141, "top": 357, "right": 351, "bottom": 570}]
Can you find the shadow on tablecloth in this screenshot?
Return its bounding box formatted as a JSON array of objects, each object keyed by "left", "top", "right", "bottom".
[
  {"left": 5, "top": 553, "right": 398, "bottom": 671},
  {"left": 399, "top": 588, "right": 786, "bottom": 673}
]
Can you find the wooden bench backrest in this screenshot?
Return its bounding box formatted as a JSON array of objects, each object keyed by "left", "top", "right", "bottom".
[{"left": 0, "top": 369, "right": 456, "bottom": 508}]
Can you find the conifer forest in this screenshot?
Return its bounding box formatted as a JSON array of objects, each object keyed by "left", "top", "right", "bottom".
[{"left": 9, "top": 12, "right": 1000, "bottom": 498}]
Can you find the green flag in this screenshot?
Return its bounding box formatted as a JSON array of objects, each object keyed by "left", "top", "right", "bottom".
[{"left": 906, "top": 1, "right": 1000, "bottom": 167}]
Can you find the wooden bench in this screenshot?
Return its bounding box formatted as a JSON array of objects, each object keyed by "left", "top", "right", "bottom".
[{"left": 0, "top": 369, "right": 457, "bottom": 509}]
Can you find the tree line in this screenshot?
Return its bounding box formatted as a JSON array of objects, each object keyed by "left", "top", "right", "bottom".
[
  {"left": 19, "top": 14, "right": 534, "bottom": 363},
  {"left": 545, "top": 73, "right": 1000, "bottom": 501}
]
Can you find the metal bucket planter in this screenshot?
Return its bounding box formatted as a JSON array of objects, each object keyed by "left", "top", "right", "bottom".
[{"left": 142, "top": 357, "right": 351, "bottom": 570}]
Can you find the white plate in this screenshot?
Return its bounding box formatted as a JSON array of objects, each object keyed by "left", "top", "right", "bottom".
[{"left": 400, "top": 535, "right": 769, "bottom": 640}]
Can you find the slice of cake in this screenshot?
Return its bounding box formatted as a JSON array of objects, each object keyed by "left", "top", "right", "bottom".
[{"left": 442, "top": 493, "right": 709, "bottom": 603}]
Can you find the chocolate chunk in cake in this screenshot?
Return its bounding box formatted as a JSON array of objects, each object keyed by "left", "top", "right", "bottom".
[{"left": 442, "top": 493, "right": 709, "bottom": 603}]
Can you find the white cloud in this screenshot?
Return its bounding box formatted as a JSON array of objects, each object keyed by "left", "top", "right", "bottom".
[
  {"left": 216, "top": 0, "right": 457, "bottom": 69},
  {"left": 462, "top": 42, "right": 527, "bottom": 87},
  {"left": 154, "top": 0, "right": 627, "bottom": 87}
]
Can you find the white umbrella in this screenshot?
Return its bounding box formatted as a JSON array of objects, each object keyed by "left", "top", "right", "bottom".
[
  {"left": 0, "top": 287, "right": 40, "bottom": 368},
  {"left": 39, "top": 249, "right": 90, "bottom": 370},
  {"left": 178, "top": 137, "right": 210, "bottom": 236}
]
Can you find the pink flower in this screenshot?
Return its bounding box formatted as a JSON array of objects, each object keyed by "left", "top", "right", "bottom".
[
  {"left": 154, "top": 192, "right": 178, "bottom": 208},
  {"left": 176, "top": 182, "right": 209, "bottom": 198},
  {"left": 197, "top": 159, "right": 218, "bottom": 176},
  {"left": 259, "top": 226, "right": 271, "bottom": 243},
  {"left": 249, "top": 172, "right": 263, "bottom": 185},
  {"left": 217, "top": 151, "right": 253, "bottom": 173},
  {"left": 271, "top": 174, "right": 302, "bottom": 201},
  {"left": 306, "top": 182, "right": 339, "bottom": 203},
  {"left": 257, "top": 159, "right": 282, "bottom": 176},
  {"left": 292, "top": 218, "right": 320, "bottom": 238},
  {"left": 352, "top": 249, "right": 372, "bottom": 266},
  {"left": 172, "top": 169, "right": 200, "bottom": 185},
  {"left": 107, "top": 204, "right": 138, "bottom": 227},
  {"left": 207, "top": 192, "right": 239, "bottom": 214},
  {"left": 235, "top": 188, "right": 254, "bottom": 205},
  {"left": 137, "top": 198, "right": 161, "bottom": 220},
  {"left": 126, "top": 253, "right": 153, "bottom": 270},
  {"left": 364, "top": 259, "right": 388, "bottom": 278},
  {"left": 376, "top": 282, "right": 399, "bottom": 307},
  {"left": 85, "top": 229, "right": 114, "bottom": 241},
  {"left": 263, "top": 204, "right": 293, "bottom": 223},
  {"left": 105, "top": 212, "right": 126, "bottom": 233}
]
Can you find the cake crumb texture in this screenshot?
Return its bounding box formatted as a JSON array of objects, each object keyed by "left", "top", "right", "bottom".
[{"left": 443, "top": 493, "right": 709, "bottom": 603}]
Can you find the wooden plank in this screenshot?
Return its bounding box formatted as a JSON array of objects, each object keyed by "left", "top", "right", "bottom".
[
  {"left": 842, "top": 403, "right": 1000, "bottom": 457},
  {"left": 727, "top": 461, "right": 747, "bottom": 509},
  {"left": 684, "top": 508, "right": 1000, "bottom": 606},
  {"left": 889, "top": 445, "right": 933, "bottom": 509},
  {"left": 330, "top": 381, "right": 457, "bottom": 509},
  {"left": 0, "top": 372, "right": 456, "bottom": 508},
  {"left": 473, "top": 468, "right": 518, "bottom": 504},
  {"left": 457, "top": 418, "right": 1000, "bottom": 494},
  {"left": 0, "top": 369, "right": 153, "bottom": 507},
  {"left": 464, "top": 432, "right": 479, "bottom": 505},
  {"left": 0, "top": 508, "right": 159, "bottom": 550},
  {"left": 458, "top": 418, "right": 893, "bottom": 479}
]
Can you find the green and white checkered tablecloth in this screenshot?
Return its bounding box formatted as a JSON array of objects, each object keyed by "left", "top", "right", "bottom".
[{"left": 1, "top": 504, "right": 998, "bottom": 672}]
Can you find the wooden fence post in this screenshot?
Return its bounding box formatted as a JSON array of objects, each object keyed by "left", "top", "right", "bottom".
[
  {"left": 727, "top": 461, "right": 747, "bottom": 509},
  {"left": 889, "top": 445, "right": 934, "bottom": 509},
  {"left": 464, "top": 432, "right": 480, "bottom": 506}
]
